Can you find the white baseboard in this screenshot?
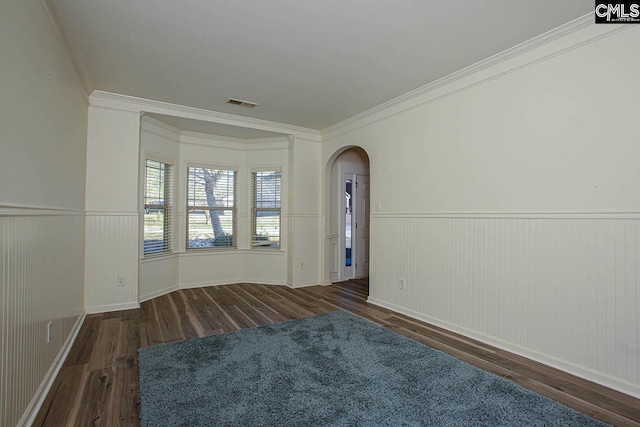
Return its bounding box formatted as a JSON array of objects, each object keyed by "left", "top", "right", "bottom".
[
  {"left": 288, "top": 281, "right": 320, "bottom": 289},
  {"left": 180, "top": 280, "right": 320, "bottom": 290},
  {"left": 367, "top": 297, "right": 640, "bottom": 399},
  {"left": 244, "top": 279, "right": 287, "bottom": 287},
  {"left": 139, "top": 286, "right": 179, "bottom": 302},
  {"left": 85, "top": 301, "right": 140, "bottom": 314},
  {"left": 19, "top": 314, "right": 86, "bottom": 427},
  {"left": 179, "top": 279, "right": 241, "bottom": 289}
]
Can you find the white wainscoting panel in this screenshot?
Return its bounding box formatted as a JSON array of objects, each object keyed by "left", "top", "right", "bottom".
[
  {"left": 0, "top": 211, "right": 84, "bottom": 426},
  {"left": 324, "top": 234, "right": 340, "bottom": 285},
  {"left": 288, "top": 215, "right": 322, "bottom": 287},
  {"left": 178, "top": 250, "right": 288, "bottom": 289},
  {"left": 369, "top": 214, "right": 640, "bottom": 397},
  {"left": 84, "top": 214, "right": 139, "bottom": 313},
  {"left": 178, "top": 251, "right": 244, "bottom": 289},
  {"left": 244, "top": 250, "right": 288, "bottom": 286},
  {"left": 140, "top": 255, "right": 179, "bottom": 302}
]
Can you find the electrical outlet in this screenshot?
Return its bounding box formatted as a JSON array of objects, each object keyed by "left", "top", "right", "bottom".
[
  {"left": 399, "top": 278, "right": 406, "bottom": 291},
  {"left": 117, "top": 276, "right": 126, "bottom": 287},
  {"left": 46, "top": 321, "right": 53, "bottom": 343}
]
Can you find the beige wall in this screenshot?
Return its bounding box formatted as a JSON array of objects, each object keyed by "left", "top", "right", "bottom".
[
  {"left": 0, "top": 2, "right": 87, "bottom": 209},
  {"left": 86, "top": 99, "right": 323, "bottom": 315},
  {"left": 84, "top": 106, "right": 140, "bottom": 313},
  {"left": 0, "top": 1, "right": 88, "bottom": 425},
  {"left": 138, "top": 118, "right": 181, "bottom": 301},
  {"left": 177, "top": 132, "right": 290, "bottom": 288},
  {"left": 322, "top": 24, "right": 640, "bottom": 396},
  {"left": 5, "top": 6, "right": 639, "bottom": 425},
  {"left": 139, "top": 118, "right": 325, "bottom": 292}
]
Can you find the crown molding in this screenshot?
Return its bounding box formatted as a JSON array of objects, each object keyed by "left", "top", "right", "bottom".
[
  {"left": 140, "top": 115, "right": 182, "bottom": 140},
  {"left": 89, "top": 91, "right": 322, "bottom": 142},
  {"left": 180, "top": 131, "right": 290, "bottom": 151},
  {"left": 291, "top": 134, "right": 323, "bottom": 144},
  {"left": 321, "top": 13, "right": 632, "bottom": 141}
]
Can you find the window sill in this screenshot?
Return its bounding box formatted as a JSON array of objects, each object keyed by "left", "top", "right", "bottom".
[
  {"left": 141, "top": 252, "right": 177, "bottom": 262},
  {"left": 179, "top": 249, "right": 285, "bottom": 257},
  {"left": 245, "top": 248, "right": 285, "bottom": 255}
]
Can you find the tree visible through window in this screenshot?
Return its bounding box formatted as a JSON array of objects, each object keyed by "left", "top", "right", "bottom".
[
  {"left": 144, "top": 159, "right": 173, "bottom": 255},
  {"left": 252, "top": 169, "right": 281, "bottom": 249},
  {"left": 187, "top": 166, "right": 237, "bottom": 249}
]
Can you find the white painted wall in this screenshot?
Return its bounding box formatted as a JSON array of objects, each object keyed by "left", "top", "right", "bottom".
[
  {"left": 0, "top": 1, "right": 87, "bottom": 425},
  {"left": 287, "top": 138, "right": 323, "bottom": 287},
  {"left": 84, "top": 93, "right": 323, "bottom": 303},
  {"left": 139, "top": 118, "right": 180, "bottom": 301},
  {"left": 132, "top": 113, "right": 322, "bottom": 305},
  {"left": 322, "top": 24, "right": 640, "bottom": 396},
  {"left": 0, "top": 4, "right": 87, "bottom": 211},
  {"left": 177, "top": 133, "right": 290, "bottom": 287},
  {"left": 85, "top": 106, "right": 140, "bottom": 313}
]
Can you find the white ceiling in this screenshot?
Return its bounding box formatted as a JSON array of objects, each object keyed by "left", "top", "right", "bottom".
[{"left": 50, "top": 0, "right": 593, "bottom": 130}]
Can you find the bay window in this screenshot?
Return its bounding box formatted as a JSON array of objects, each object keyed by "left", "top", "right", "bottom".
[
  {"left": 251, "top": 169, "right": 281, "bottom": 249},
  {"left": 187, "top": 165, "right": 237, "bottom": 249}
]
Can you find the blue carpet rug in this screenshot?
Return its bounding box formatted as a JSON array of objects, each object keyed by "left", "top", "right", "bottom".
[{"left": 138, "top": 311, "right": 608, "bottom": 426}]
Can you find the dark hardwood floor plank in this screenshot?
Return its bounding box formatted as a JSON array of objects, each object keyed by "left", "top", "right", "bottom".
[
  {"left": 200, "top": 287, "right": 243, "bottom": 331},
  {"left": 87, "top": 318, "right": 121, "bottom": 371},
  {"left": 73, "top": 368, "right": 116, "bottom": 427},
  {"left": 169, "top": 291, "right": 203, "bottom": 340},
  {"left": 226, "top": 284, "right": 289, "bottom": 323},
  {"left": 33, "top": 280, "right": 640, "bottom": 427},
  {"left": 258, "top": 291, "right": 318, "bottom": 320},
  {"left": 158, "top": 294, "right": 188, "bottom": 343},
  {"left": 63, "top": 314, "right": 102, "bottom": 368},
  {"left": 178, "top": 288, "right": 225, "bottom": 334},
  {"left": 210, "top": 286, "right": 266, "bottom": 327},
  {"left": 32, "top": 364, "right": 86, "bottom": 427},
  {"left": 116, "top": 319, "right": 140, "bottom": 367},
  {"left": 110, "top": 362, "right": 140, "bottom": 427}
]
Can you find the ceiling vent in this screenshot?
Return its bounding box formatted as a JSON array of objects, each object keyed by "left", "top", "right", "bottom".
[{"left": 227, "top": 98, "right": 258, "bottom": 109}]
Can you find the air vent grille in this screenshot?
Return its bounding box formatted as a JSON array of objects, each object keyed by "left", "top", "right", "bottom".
[{"left": 227, "top": 98, "right": 258, "bottom": 109}]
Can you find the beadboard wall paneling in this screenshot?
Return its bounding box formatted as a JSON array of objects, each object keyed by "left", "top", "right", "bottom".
[
  {"left": 84, "top": 214, "right": 139, "bottom": 313},
  {"left": 369, "top": 214, "right": 640, "bottom": 397},
  {"left": 177, "top": 251, "right": 244, "bottom": 289},
  {"left": 287, "top": 214, "right": 322, "bottom": 287},
  {"left": 139, "top": 255, "right": 179, "bottom": 302},
  {"left": 0, "top": 212, "right": 84, "bottom": 426},
  {"left": 244, "top": 250, "right": 288, "bottom": 286},
  {"left": 324, "top": 234, "right": 340, "bottom": 284}
]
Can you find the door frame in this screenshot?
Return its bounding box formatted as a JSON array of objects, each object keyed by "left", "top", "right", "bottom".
[
  {"left": 342, "top": 172, "right": 355, "bottom": 280},
  {"left": 354, "top": 173, "right": 370, "bottom": 279},
  {"left": 322, "top": 146, "right": 371, "bottom": 285}
]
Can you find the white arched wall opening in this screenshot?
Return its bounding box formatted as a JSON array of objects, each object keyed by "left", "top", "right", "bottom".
[{"left": 323, "top": 146, "right": 370, "bottom": 284}]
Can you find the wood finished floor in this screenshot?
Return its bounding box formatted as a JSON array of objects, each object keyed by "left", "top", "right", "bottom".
[{"left": 34, "top": 280, "right": 640, "bottom": 426}]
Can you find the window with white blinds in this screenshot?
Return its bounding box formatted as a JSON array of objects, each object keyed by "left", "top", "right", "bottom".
[
  {"left": 186, "top": 166, "right": 237, "bottom": 249},
  {"left": 143, "top": 159, "right": 173, "bottom": 256},
  {"left": 251, "top": 169, "right": 281, "bottom": 249}
]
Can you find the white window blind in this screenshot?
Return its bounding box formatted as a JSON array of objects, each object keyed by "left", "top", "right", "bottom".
[
  {"left": 186, "top": 166, "right": 237, "bottom": 249},
  {"left": 251, "top": 169, "right": 281, "bottom": 249},
  {"left": 143, "top": 159, "right": 173, "bottom": 256}
]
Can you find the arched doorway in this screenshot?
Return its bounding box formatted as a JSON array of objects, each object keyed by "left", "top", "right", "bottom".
[{"left": 324, "top": 146, "right": 370, "bottom": 285}]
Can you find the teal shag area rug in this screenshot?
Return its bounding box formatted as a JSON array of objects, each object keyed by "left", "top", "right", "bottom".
[{"left": 138, "top": 311, "right": 608, "bottom": 426}]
